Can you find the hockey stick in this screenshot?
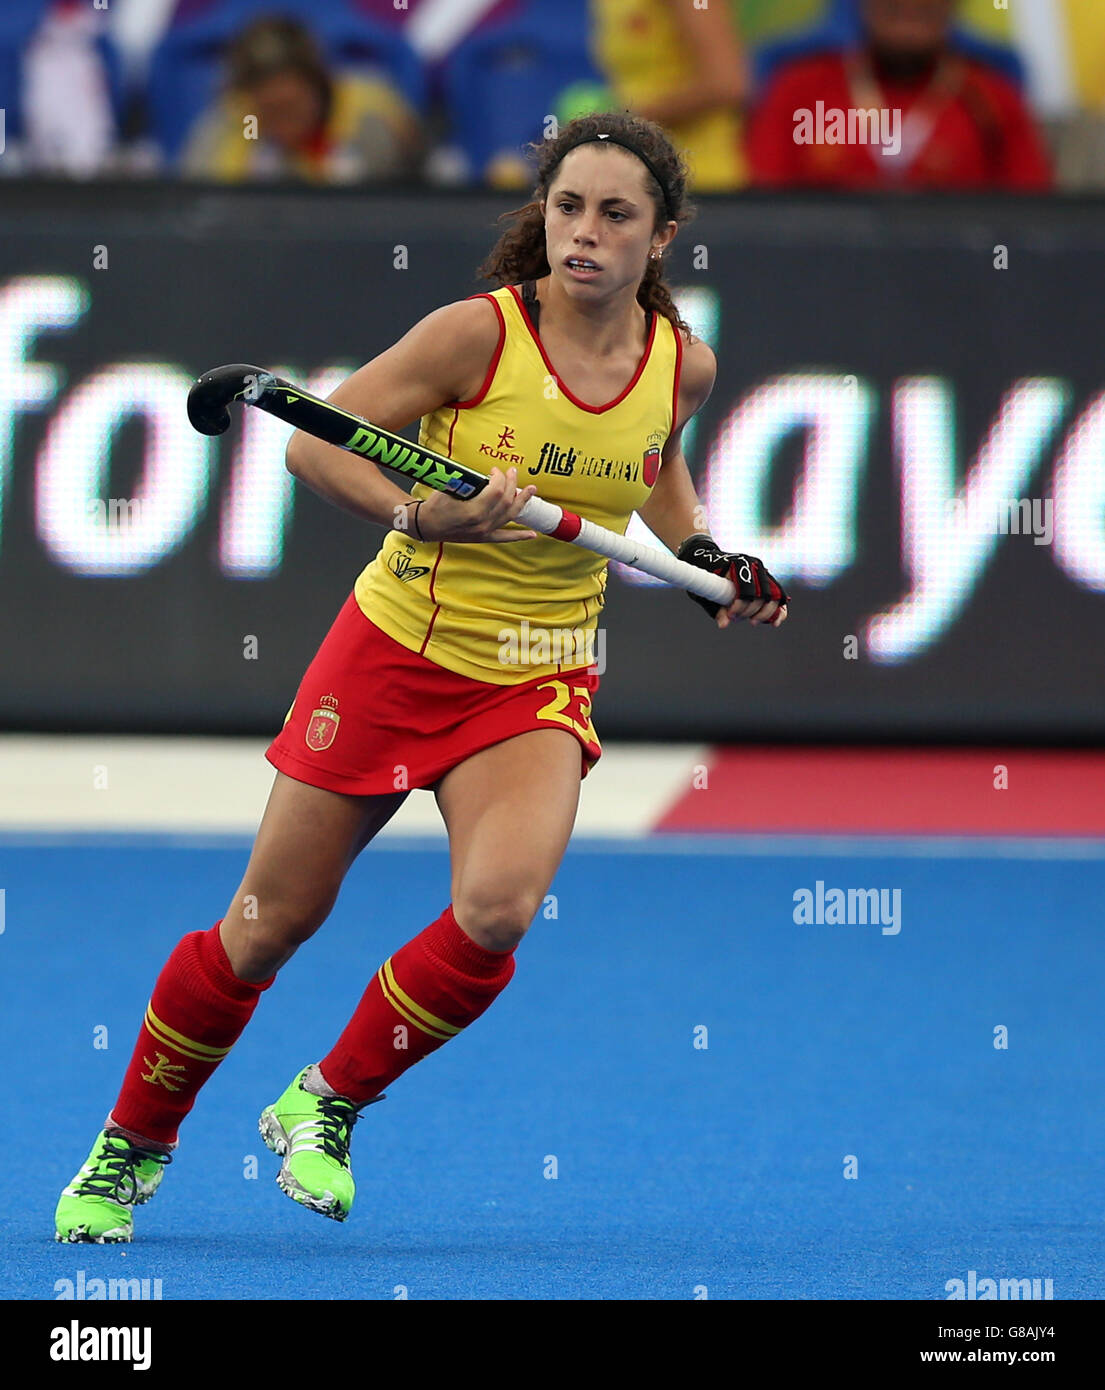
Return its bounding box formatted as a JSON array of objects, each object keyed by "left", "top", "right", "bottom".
[{"left": 187, "top": 363, "right": 738, "bottom": 607}]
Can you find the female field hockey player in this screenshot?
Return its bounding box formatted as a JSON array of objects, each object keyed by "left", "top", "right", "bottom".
[{"left": 55, "top": 112, "right": 787, "bottom": 1241}]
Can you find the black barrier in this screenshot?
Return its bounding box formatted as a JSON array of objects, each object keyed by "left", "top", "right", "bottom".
[{"left": 0, "top": 183, "right": 1102, "bottom": 739}]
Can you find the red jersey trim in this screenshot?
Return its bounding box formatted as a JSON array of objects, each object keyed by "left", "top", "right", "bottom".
[
  {"left": 670, "top": 319, "right": 684, "bottom": 436},
  {"left": 506, "top": 283, "right": 658, "bottom": 415},
  {"left": 418, "top": 543, "right": 446, "bottom": 655},
  {"left": 419, "top": 603, "right": 441, "bottom": 655},
  {"left": 427, "top": 541, "right": 444, "bottom": 606},
  {"left": 453, "top": 293, "right": 507, "bottom": 408}
]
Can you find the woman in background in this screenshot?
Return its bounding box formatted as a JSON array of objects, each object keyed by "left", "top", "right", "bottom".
[
  {"left": 587, "top": 0, "right": 749, "bottom": 191},
  {"left": 181, "top": 15, "right": 421, "bottom": 184}
]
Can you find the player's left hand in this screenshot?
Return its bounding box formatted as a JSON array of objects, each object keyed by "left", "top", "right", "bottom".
[{"left": 676, "top": 534, "right": 789, "bottom": 631}]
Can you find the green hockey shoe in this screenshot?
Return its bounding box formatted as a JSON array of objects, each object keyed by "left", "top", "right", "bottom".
[
  {"left": 55, "top": 1130, "right": 171, "bottom": 1243},
  {"left": 259, "top": 1066, "right": 383, "bottom": 1223}
]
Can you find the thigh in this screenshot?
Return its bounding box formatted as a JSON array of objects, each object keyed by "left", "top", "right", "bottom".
[
  {"left": 221, "top": 771, "right": 409, "bottom": 976},
  {"left": 434, "top": 728, "right": 583, "bottom": 934}
]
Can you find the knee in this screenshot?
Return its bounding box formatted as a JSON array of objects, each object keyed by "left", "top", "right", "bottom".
[{"left": 453, "top": 890, "right": 540, "bottom": 953}]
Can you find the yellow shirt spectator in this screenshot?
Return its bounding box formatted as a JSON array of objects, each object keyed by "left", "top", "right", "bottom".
[
  {"left": 182, "top": 71, "right": 419, "bottom": 183},
  {"left": 590, "top": 0, "right": 747, "bottom": 190}
]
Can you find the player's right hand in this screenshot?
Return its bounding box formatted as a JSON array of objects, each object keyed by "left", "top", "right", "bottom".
[{"left": 416, "top": 467, "right": 539, "bottom": 543}]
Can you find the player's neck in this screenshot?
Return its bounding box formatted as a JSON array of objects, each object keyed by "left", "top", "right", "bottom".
[{"left": 534, "top": 275, "right": 648, "bottom": 357}]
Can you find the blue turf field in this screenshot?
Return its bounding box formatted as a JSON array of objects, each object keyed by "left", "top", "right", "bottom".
[{"left": 1, "top": 837, "right": 1102, "bottom": 1300}]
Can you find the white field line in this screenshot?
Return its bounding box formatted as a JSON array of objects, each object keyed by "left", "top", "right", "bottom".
[{"left": 0, "top": 736, "right": 708, "bottom": 839}]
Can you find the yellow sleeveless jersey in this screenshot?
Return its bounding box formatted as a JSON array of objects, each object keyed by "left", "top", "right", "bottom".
[{"left": 353, "top": 283, "right": 683, "bottom": 684}]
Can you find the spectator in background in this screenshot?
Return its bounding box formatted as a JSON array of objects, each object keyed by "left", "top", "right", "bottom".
[
  {"left": 181, "top": 16, "right": 422, "bottom": 183},
  {"left": 18, "top": 0, "right": 117, "bottom": 177},
  {"left": 747, "top": 0, "right": 1052, "bottom": 190},
  {"left": 585, "top": 0, "right": 749, "bottom": 191}
]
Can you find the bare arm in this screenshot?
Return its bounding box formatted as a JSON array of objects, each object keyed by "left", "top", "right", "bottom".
[
  {"left": 285, "top": 297, "right": 538, "bottom": 543},
  {"left": 637, "top": 335, "right": 716, "bottom": 552},
  {"left": 638, "top": 335, "right": 787, "bottom": 629}
]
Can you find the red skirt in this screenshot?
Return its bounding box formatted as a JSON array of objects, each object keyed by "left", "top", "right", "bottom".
[{"left": 266, "top": 592, "right": 602, "bottom": 795}]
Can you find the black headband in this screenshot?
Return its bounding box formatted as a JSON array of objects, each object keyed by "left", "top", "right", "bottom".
[{"left": 549, "top": 132, "right": 676, "bottom": 223}]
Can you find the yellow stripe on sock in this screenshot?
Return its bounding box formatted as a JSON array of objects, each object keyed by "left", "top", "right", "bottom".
[
  {"left": 144, "top": 1017, "right": 224, "bottom": 1064},
  {"left": 375, "top": 967, "right": 451, "bottom": 1040},
  {"left": 378, "top": 959, "right": 460, "bottom": 1041},
  {"left": 375, "top": 970, "right": 443, "bottom": 1040},
  {"left": 145, "top": 1004, "right": 233, "bottom": 1062}
]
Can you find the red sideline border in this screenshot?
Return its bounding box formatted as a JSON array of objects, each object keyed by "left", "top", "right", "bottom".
[{"left": 654, "top": 747, "right": 1105, "bottom": 837}]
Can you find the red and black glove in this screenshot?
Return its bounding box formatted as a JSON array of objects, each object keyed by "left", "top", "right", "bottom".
[{"left": 676, "top": 533, "right": 788, "bottom": 623}]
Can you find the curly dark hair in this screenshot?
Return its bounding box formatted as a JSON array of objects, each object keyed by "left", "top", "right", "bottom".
[{"left": 477, "top": 112, "right": 696, "bottom": 338}]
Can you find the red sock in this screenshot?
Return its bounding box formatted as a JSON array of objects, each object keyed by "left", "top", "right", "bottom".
[
  {"left": 109, "top": 922, "right": 274, "bottom": 1148},
  {"left": 319, "top": 904, "right": 515, "bottom": 1102}
]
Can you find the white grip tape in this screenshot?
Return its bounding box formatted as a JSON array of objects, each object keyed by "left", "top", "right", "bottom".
[
  {"left": 516, "top": 495, "right": 737, "bottom": 606},
  {"left": 515, "top": 494, "right": 565, "bottom": 534}
]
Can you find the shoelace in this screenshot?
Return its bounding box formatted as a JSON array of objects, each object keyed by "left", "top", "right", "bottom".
[
  {"left": 74, "top": 1137, "right": 171, "bottom": 1204},
  {"left": 296, "top": 1092, "right": 385, "bottom": 1164},
  {"left": 310, "top": 1096, "right": 363, "bottom": 1164}
]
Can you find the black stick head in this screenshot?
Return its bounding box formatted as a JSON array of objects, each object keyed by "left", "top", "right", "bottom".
[{"left": 187, "top": 364, "right": 269, "bottom": 435}]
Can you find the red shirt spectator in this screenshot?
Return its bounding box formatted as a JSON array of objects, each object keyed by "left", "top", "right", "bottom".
[{"left": 747, "top": 47, "right": 1052, "bottom": 191}]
